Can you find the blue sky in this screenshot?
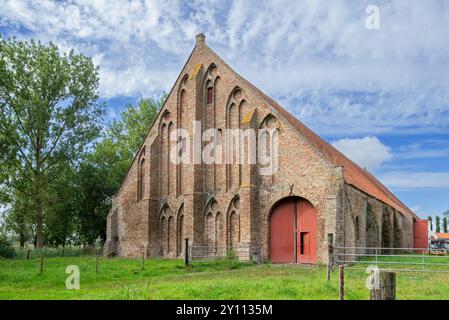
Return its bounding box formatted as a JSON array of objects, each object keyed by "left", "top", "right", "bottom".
[{"left": 1, "top": 0, "right": 448, "bottom": 219}]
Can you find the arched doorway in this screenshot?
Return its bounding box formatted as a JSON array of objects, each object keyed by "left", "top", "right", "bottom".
[{"left": 269, "top": 197, "right": 317, "bottom": 264}]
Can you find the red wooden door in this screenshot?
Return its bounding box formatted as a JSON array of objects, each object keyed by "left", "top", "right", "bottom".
[
  {"left": 269, "top": 199, "right": 295, "bottom": 263},
  {"left": 297, "top": 199, "right": 317, "bottom": 264},
  {"left": 270, "top": 197, "right": 317, "bottom": 264}
]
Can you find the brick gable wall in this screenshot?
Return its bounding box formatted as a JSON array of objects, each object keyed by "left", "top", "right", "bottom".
[{"left": 104, "top": 35, "right": 415, "bottom": 263}]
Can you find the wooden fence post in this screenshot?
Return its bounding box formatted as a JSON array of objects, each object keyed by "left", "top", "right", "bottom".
[
  {"left": 339, "top": 265, "right": 345, "bottom": 300},
  {"left": 327, "top": 234, "right": 334, "bottom": 281},
  {"left": 26, "top": 248, "right": 30, "bottom": 260},
  {"left": 141, "top": 250, "right": 145, "bottom": 270},
  {"left": 184, "top": 238, "right": 189, "bottom": 266},
  {"left": 39, "top": 254, "right": 44, "bottom": 275},
  {"left": 370, "top": 272, "right": 396, "bottom": 300}
]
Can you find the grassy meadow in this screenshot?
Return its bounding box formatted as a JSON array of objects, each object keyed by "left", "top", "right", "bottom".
[{"left": 1, "top": 256, "right": 449, "bottom": 300}]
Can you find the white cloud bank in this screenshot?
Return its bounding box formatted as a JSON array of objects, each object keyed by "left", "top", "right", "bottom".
[
  {"left": 0, "top": 0, "right": 449, "bottom": 135},
  {"left": 332, "top": 136, "right": 392, "bottom": 170}
]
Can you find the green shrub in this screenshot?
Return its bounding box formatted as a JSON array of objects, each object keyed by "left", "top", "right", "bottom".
[{"left": 0, "top": 237, "right": 16, "bottom": 258}]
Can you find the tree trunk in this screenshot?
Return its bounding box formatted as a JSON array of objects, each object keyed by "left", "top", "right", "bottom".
[
  {"left": 18, "top": 212, "right": 26, "bottom": 249},
  {"left": 35, "top": 195, "right": 44, "bottom": 248}
]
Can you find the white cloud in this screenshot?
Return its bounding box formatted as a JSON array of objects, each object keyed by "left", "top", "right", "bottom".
[
  {"left": 332, "top": 136, "right": 392, "bottom": 170},
  {"left": 0, "top": 0, "right": 199, "bottom": 97},
  {"left": 377, "top": 171, "right": 449, "bottom": 189}
]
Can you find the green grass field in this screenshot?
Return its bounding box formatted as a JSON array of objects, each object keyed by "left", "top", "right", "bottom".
[{"left": 1, "top": 256, "right": 449, "bottom": 300}]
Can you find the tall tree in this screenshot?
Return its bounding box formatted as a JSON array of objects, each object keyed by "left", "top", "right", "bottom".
[
  {"left": 73, "top": 97, "right": 164, "bottom": 245},
  {"left": 443, "top": 217, "right": 448, "bottom": 234},
  {"left": 435, "top": 215, "right": 441, "bottom": 233},
  {"left": 428, "top": 216, "right": 433, "bottom": 231},
  {"left": 0, "top": 38, "right": 103, "bottom": 248}
]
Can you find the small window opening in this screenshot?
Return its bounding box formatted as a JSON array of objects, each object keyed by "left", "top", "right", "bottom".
[
  {"left": 300, "top": 232, "right": 309, "bottom": 255},
  {"left": 181, "top": 137, "right": 187, "bottom": 154},
  {"left": 355, "top": 216, "right": 360, "bottom": 243}
]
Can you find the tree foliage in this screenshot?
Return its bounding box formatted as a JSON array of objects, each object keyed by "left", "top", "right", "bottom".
[
  {"left": 0, "top": 38, "right": 165, "bottom": 249},
  {"left": 4, "top": 190, "right": 34, "bottom": 248},
  {"left": 0, "top": 38, "right": 103, "bottom": 247},
  {"left": 435, "top": 215, "right": 441, "bottom": 233},
  {"left": 108, "top": 95, "right": 166, "bottom": 156},
  {"left": 44, "top": 168, "right": 77, "bottom": 247},
  {"left": 72, "top": 97, "right": 164, "bottom": 245}
]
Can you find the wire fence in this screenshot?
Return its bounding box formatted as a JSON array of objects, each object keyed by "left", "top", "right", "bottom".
[
  {"left": 10, "top": 246, "right": 102, "bottom": 260},
  {"left": 189, "top": 244, "right": 260, "bottom": 263},
  {"left": 331, "top": 246, "right": 449, "bottom": 273},
  {"left": 328, "top": 245, "right": 449, "bottom": 300}
]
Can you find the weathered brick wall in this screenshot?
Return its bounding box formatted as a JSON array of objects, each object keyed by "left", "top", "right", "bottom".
[
  {"left": 402, "top": 214, "right": 414, "bottom": 249},
  {"left": 343, "top": 184, "right": 414, "bottom": 258}
]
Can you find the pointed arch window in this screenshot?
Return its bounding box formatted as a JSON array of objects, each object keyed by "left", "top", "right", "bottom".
[{"left": 204, "top": 65, "right": 217, "bottom": 106}]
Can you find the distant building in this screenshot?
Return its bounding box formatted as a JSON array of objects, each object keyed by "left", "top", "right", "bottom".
[{"left": 431, "top": 232, "right": 449, "bottom": 249}]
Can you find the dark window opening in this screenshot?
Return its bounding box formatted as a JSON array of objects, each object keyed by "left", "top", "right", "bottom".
[
  {"left": 300, "top": 232, "right": 309, "bottom": 255},
  {"left": 207, "top": 87, "right": 213, "bottom": 104},
  {"left": 181, "top": 137, "right": 187, "bottom": 153},
  {"left": 355, "top": 216, "right": 360, "bottom": 243}
]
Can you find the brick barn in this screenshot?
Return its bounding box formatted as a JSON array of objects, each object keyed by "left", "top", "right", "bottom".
[{"left": 104, "top": 34, "right": 426, "bottom": 264}]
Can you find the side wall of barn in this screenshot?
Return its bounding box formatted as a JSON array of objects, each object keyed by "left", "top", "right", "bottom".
[{"left": 343, "top": 184, "right": 414, "bottom": 257}]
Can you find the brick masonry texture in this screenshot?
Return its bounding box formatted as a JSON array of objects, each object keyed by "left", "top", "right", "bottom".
[{"left": 104, "top": 34, "right": 419, "bottom": 263}]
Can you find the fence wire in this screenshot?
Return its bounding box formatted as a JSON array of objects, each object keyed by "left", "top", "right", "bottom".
[
  {"left": 328, "top": 246, "right": 449, "bottom": 300},
  {"left": 189, "top": 245, "right": 260, "bottom": 263},
  {"left": 8, "top": 246, "right": 102, "bottom": 260},
  {"left": 331, "top": 246, "right": 449, "bottom": 273}
]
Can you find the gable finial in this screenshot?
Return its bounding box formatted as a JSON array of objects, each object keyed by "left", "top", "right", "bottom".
[{"left": 195, "top": 33, "right": 205, "bottom": 46}]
